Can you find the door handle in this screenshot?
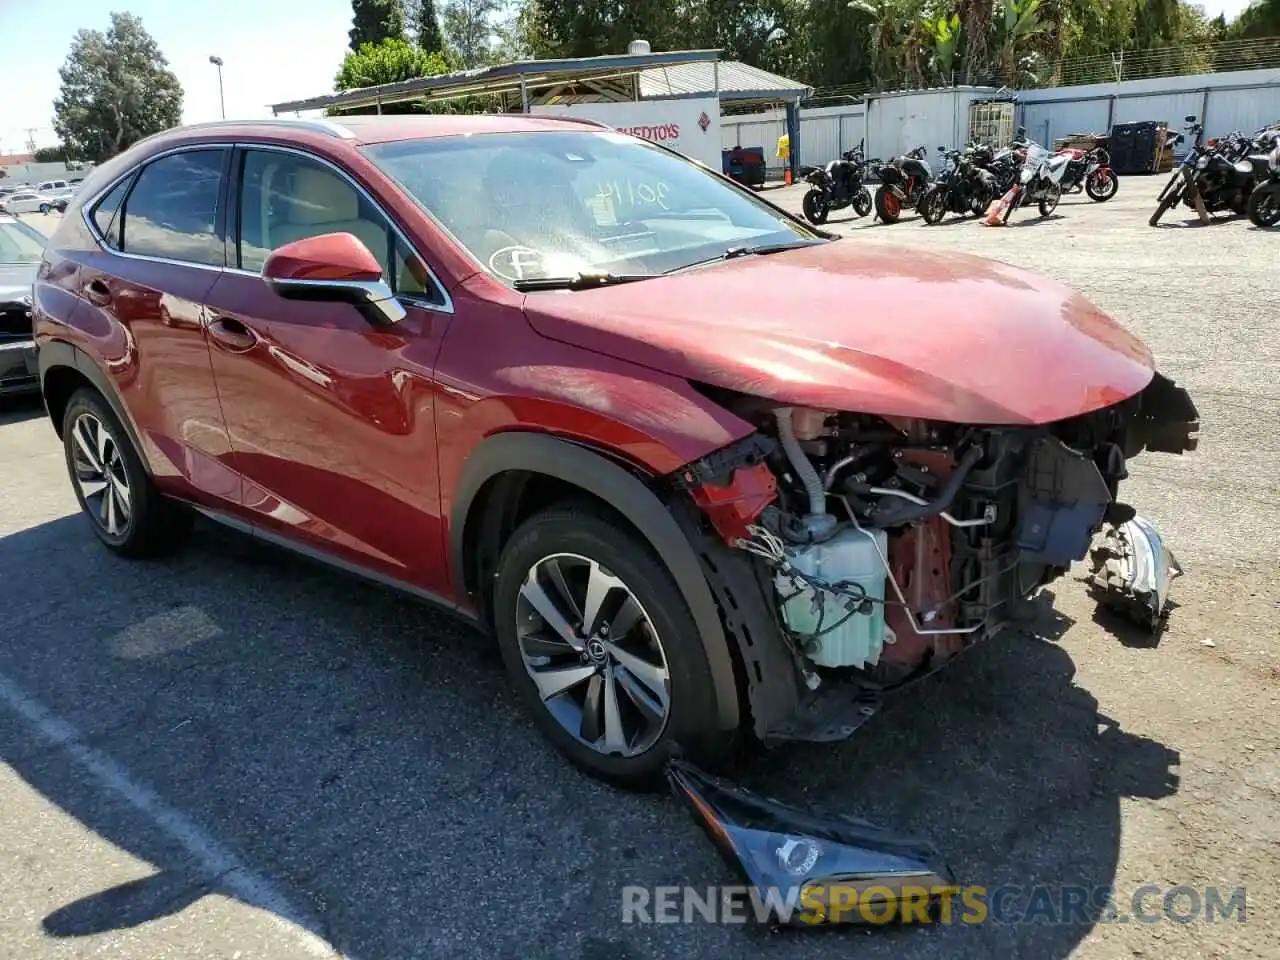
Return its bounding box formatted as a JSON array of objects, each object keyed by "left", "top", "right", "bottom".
[
  {"left": 85, "top": 279, "right": 111, "bottom": 306},
  {"left": 207, "top": 316, "right": 259, "bottom": 353}
]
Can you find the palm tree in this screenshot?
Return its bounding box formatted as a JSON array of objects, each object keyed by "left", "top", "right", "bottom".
[
  {"left": 957, "top": 0, "right": 994, "bottom": 83},
  {"left": 996, "top": 0, "right": 1048, "bottom": 84}
]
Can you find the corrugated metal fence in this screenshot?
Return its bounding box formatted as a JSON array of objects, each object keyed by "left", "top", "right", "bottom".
[
  {"left": 1016, "top": 67, "right": 1280, "bottom": 156},
  {"left": 720, "top": 67, "right": 1278, "bottom": 175},
  {"left": 722, "top": 104, "right": 866, "bottom": 169}
]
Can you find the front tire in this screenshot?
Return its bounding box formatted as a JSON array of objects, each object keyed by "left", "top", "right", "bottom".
[
  {"left": 874, "top": 185, "right": 902, "bottom": 223},
  {"left": 1248, "top": 185, "right": 1280, "bottom": 227},
  {"left": 1038, "top": 182, "right": 1062, "bottom": 217},
  {"left": 801, "top": 189, "right": 829, "bottom": 225},
  {"left": 919, "top": 186, "right": 946, "bottom": 224},
  {"left": 1149, "top": 188, "right": 1181, "bottom": 226},
  {"left": 61, "top": 389, "right": 191, "bottom": 556},
  {"left": 492, "top": 502, "right": 736, "bottom": 789},
  {"left": 852, "top": 186, "right": 873, "bottom": 218}
]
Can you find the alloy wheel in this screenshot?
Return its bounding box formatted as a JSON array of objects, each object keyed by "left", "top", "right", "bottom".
[
  {"left": 70, "top": 412, "right": 132, "bottom": 538},
  {"left": 515, "top": 552, "right": 671, "bottom": 758}
]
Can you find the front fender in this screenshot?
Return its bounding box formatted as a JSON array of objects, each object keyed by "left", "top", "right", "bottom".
[{"left": 450, "top": 431, "right": 741, "bottom": 734}]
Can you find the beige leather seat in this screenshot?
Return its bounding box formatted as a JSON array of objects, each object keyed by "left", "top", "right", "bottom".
[{"left": 269, "top": 167, "right": 390, "bottom": 274}]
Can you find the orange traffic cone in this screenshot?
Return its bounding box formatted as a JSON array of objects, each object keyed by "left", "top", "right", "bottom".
[{"left": 984, "top": 186, "right": 1019, "bottom": 226}]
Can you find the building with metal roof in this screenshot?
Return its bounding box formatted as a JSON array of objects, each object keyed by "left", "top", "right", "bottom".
[{"left": 268, "top": 46, "right": 811, "bottom": 177}]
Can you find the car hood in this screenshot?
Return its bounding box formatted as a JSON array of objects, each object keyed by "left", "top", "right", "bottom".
[
  {"left": 0, "top": 262, "right": 37, "bottom": 304},
  {"left": 520, "top": 242, "right": 1155, "bottom": 425}
]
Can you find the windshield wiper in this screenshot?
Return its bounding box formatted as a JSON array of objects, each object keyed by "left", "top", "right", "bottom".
[
  {"left": 671, "top": 240, "right": 827, "bottom": 274},
  {"left": 512, "top": 271, "right": 654, "bottom": 292}
]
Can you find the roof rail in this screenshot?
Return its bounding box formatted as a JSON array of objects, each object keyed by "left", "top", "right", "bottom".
[{"left": 137, "top": 118, "right": 356, "bottom": 147}]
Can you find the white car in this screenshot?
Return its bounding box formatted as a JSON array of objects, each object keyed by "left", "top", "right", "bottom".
[
  {"left": 36, "top": 179, "right": 75, "bottom": 201},
  {"left": 0, "top": 192, "right": 55, "bottom": 215}
]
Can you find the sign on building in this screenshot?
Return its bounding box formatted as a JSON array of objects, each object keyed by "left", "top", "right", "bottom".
[{"left": 538, "top": 97, "right": 722, "bottom": 169}]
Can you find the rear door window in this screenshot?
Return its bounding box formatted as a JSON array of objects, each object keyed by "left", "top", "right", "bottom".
[{"left": 120, "top": 149, "right": 228, "bottom": 267}]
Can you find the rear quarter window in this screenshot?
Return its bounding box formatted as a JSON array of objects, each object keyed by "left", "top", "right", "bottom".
[{"left": 119, "top": 150, "right": 228, "bottom": 267}]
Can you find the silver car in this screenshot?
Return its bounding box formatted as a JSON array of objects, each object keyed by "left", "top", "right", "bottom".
[{"left": 0, "top": 214, "right": 43, "bottom": 395}]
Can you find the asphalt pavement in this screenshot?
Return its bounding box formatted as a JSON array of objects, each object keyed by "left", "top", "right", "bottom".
[{"left": 1, "top": 191, "right": 1277, "bottom": 960}]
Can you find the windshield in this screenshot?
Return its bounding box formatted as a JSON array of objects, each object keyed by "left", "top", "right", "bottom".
[
  {"left": 364, "top": 130, "right": 822, "bottom": 284},
  {"left": 0, "top": 219, "right": 46, "bottom": 263}
]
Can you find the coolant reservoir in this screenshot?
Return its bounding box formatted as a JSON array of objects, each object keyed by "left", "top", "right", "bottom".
[{"left": 775, "top": 526, "right": 890, "bottom": 669}]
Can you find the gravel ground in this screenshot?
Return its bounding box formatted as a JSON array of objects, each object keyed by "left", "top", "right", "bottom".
[{"left": 1, "top": 190, "right": 1277, "bottom": 960}]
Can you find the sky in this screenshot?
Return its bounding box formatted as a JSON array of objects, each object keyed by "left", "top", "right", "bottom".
[
  {"left": 0, "top": 0, "right": 353, "bottom": 153},
  {"left": 0, "top": 0, "right": 1263, "bottom": 154}
]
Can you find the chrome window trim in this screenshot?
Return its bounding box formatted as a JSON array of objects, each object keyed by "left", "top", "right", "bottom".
[
  {"left": 232, "top": 141, "right": 453, "bottom": 315},
  {"left": 80, "top": 143, "right": 231, "bottom": 274}
]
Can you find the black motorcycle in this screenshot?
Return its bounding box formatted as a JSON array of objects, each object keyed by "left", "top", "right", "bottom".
[
  {"left": 971, "top": 139, "right": 1024, "bottom": 197},
  {"left": 1246, "top": 135, "right": 1280, "bottom": 228},
  {"left": 801, "top": 143, "right": 873, "bottom": 224},
  {"left": 873, "top": 146, "right": 931, "bottom": 223},
  {"left": 919, "top": 146, "right": 996, "bottom": 224},
  {"left": 1150, "top": 116, "right": 1272, "bottom": 226}
]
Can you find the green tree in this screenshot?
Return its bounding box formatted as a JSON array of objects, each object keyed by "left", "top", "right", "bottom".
[
  {"left": 847, "top": 0, "right": 931, "bottom": 89},
  {"left": 349, "top": 0, "right": 406, "bottom": 51},
  {"left": 406, "top": 0, "right": 446, "bottom": 53},
  {"left": 34, "top": 144, "right": 76, "bottom": 163},
  {"left": 995, "top": 0, "right": 1047, "bottom": 84},
  {"left": 1232, "top": 0, "right": 1280, "bottom": 37},
  {"left": 442, "top": 0, "right": 503, "bottom": 66},
  {"left": 335, "top": 37, "right": 448, "bottom": 89},
  {"left": 923, "top": 12, "right": 961, "bottom": 80},
  {"left": 52, "top": 12, "right": 182, "bottom": 164}
]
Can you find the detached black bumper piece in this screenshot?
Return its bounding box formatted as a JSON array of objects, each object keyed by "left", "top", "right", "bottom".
[
  {"left": 668, "top": 760, "right": 954, "bottom": 925},
  {"left": 0, "top": 338, "right": 38, "bottom": 396}
]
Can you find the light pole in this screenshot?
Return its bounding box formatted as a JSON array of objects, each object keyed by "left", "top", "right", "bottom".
[{"left": 209, "top": 55, "right": 225, "bottom": 120}]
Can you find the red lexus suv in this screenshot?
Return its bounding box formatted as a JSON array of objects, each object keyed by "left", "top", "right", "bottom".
[{"left": 34, "top": 116, "right": 1197, "bottom": 786}]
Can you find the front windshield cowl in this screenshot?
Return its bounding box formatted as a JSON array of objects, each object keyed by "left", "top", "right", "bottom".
[{"left": 364, "top": 129, "right": 822, "bottom": 290}]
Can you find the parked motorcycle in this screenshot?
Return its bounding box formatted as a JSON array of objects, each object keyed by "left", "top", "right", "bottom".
[
  {"left": 987, "top": 138, "right": 1070, "bottom": 224},
  {"left": 972, "top": 128, "right": 1030, "bottom": 196},
  {"left": 873, "top": 146, "right": 932, "bottom": 223},
  {"left": 1149, "top": 116, "right": 1272, "bottom": 226},
  {"left": 1058, "top": 146, "right": 1118, "bottom": 201},
  {"left": 801, "top": 142, "right": 873, "bottom": 224},
  {"left": 919, "top": 146, "right": 996, "bottom": 224},
  {"left": 1246, "top": 136, "right": 1280, "bottom": 227}
]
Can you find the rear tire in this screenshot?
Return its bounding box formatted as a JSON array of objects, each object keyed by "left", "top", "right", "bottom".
[
  {"left": 1085, "top": 169, "right": 1118, "bottom": 201},
  {"left": 491, "top": 501, "right": 737, "bottom": 789},
  {"left": 874, "top": 185, "right": 901, "bottom": 223},
  {"left": 61, "top": 388, "right": 191, "bottom": 557},
  {"left": 1247, "top": 185, "right": 1280, "bottom": 227},
  {"left": 802, "top": 189, "right": 829, "bottom": 225}
]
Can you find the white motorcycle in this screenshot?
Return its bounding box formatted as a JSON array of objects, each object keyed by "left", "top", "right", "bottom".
[{"left": 996, "top": 141, "right": 1070, "bottom": 223}]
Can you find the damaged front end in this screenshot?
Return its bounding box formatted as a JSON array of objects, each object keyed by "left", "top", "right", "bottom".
[{"left": 674, "top": 372, "right": 1199, "bottom": 744}]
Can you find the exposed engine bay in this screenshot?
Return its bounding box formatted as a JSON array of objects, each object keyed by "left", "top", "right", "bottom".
[{"left": 682, "top": 374, "right": 1199, "bottom": 695}]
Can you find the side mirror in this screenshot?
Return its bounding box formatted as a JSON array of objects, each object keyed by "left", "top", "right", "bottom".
[{"left": 263, "top": 232, "right": 405, "bottom": 326}]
